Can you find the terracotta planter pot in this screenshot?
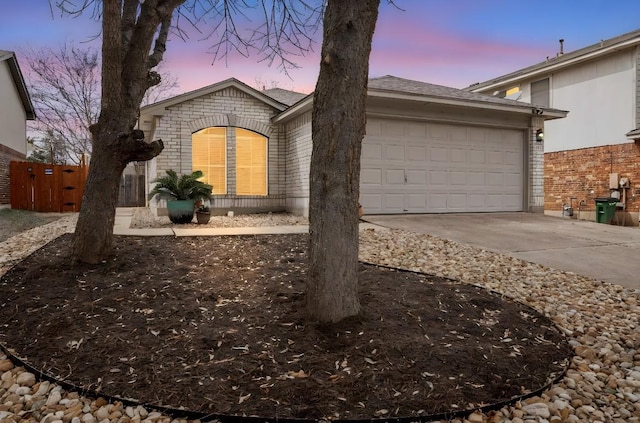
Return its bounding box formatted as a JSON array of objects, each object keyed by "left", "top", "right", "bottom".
[{"left": 196, "top": 211, "right": 211, "bottom": 224}]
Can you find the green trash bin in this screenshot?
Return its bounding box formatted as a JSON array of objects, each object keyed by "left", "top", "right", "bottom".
[{"left": 595, "top": 197, "right": 617, "bottom": 224}]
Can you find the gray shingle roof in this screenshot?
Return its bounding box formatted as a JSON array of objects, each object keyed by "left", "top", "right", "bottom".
[
  {"left": 261, "top": 88, "right": 308, "bottom": 106},
  {"left": 368, "top": 75, "right": 536, "bottom": 110}
]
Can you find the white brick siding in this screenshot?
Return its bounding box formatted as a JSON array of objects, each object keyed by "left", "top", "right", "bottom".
[
  {"left": 151, "top": 86, "right": 286, "bottom": 214},
  {"left": 284, "top": 111, "right": 312, "bottom": 216},
  {"left": 529, "top": 115, "right": 545, "bottom": 212}
]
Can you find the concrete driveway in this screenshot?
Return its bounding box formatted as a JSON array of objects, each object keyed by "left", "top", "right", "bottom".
[{"left": 363, "top": 213, "right": 640, "bottom": 291}]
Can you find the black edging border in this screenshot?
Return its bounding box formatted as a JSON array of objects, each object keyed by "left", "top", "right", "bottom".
[{"left": 0, "top": 243, "right": 573, "bottom": 423}]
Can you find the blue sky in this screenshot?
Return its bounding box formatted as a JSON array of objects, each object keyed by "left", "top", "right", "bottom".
[{"left": 2, "top": 1, "right": 640, "bottom": 94}]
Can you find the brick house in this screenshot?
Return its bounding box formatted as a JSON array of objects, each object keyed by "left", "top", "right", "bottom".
[
  {"left": 0, "top": 50, "right": 36, "bottom": 206},
  {"left": 468, "top": 29, "right": 640, "bottom": 225},
  {"left": 138, "top": 76, "right": 565, "bottom": 217}
]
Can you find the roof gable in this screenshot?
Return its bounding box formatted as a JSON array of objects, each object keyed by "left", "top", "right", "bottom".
[
  {"left": 140, "top": 78, "right": 290, "bottom": 116},
  {"left": 0, "top": 50, "right": 36, "bottom": 120},
  {"left": 467, "top": 28, "right": 640, "bottom": 92}
]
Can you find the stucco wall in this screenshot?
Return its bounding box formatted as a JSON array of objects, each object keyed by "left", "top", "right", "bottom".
[
  {"left": 150, "top": 86, "right": 286, "bottom": 214},
  {"left": 0, "top": 61, "right": 27, "bottom": 155},
  {"left": 516, "top": 50, "right": 636, "bottom": 153}
]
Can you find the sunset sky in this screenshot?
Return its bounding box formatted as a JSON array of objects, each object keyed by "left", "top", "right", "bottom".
[{"left": 2, "top": 1, "right": 640, "bottom": 95}]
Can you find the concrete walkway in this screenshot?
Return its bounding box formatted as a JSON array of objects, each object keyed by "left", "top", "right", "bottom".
[
  {"left": 113, "top": 208, "right": 380, "bottom": 237},
  {"left": 362, "top": 213, "right": 640, "bottom": 291},
  {"left": 113, "top": 208, "right": 309, "bottom": 236}
]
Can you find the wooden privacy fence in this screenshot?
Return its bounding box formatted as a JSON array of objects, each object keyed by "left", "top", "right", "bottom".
[
  {"left": 118, "top": 173, "right": 146, "bottom": 207},
  {"left": 10, "top": 161, "right": 88, "bottom": 212}
]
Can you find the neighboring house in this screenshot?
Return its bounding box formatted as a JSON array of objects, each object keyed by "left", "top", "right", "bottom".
[
  {"left": 138, "top": 76, "right": 565, "bottom": 217},
  {"left": 0, "top": 50, "right": 36, "bottom": 206},
  {"left": 468, "top": 29, "right": 640, "bottom": 225}
]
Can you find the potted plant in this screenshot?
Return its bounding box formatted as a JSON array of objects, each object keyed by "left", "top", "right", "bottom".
[
  {"left": 148, "top": 170, "right": 213, "bottom": 224},
  {"left": 196, "top": 205, "right": 211, "bottom": 224}
]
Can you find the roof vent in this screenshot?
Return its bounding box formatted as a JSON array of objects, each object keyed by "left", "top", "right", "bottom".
[{"left": 558, "top": 39, "right": 565, "bottom": 57}]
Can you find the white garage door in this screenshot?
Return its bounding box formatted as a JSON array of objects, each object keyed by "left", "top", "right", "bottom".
[{"left": 360, "top": 119, "right": 525, "bottom": 214}]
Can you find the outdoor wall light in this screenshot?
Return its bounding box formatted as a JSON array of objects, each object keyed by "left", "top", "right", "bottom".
[{"left": 536, "top": 129, "right": 544, "bottom": 142}]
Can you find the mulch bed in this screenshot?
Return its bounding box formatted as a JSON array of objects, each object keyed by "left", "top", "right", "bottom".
[{"left": 0, "top": 233, "right": 572, "bottom": 420}]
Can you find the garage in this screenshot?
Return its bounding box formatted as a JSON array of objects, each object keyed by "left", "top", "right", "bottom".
[{"left": 360, "top": 118, "right": 525, "bottom": 214}]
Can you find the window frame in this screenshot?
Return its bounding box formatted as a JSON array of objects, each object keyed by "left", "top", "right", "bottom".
[{"left": 191, "top": 126, "right": 269, "bottom": 197}]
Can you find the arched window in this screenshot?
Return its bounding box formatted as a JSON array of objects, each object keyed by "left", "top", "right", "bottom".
[
  {"left": 192, "top": 127, "right": 227, "bottom": 194},
  {"left": 236, "top": 128, "right": 267, "bottom": 196},
  {"left": 191, "top": 127, "right": 268, "bottom": 196}
]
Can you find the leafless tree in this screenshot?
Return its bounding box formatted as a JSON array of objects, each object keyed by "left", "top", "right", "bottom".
[
  {"left": 23, "top": 43, "right": 179, "bottom": 166},
  {"left": 27, "top": 132, "right": 68, "bottom": 165},
  {"left": 24, "top": 45, "right": 99, "bottom": 165}
]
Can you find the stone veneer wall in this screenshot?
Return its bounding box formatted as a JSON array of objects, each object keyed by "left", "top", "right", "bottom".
[
  {"left": 151, "top": 86, "right": 287, "bottom": 215},
  {"left": 0, "top": 144, "right": 26, "bottom": 206},
  {"left": 544, "top": 142, "right": 640, "bottom": 225}
]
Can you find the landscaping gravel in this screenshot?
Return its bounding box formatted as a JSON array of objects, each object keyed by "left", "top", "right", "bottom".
[{"left": 0, "top": 212, "right": 638, "bottom": 423}]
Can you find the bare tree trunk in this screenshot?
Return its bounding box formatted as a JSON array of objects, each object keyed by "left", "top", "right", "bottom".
[
  {"left": 307, "top": 0, "right": 380, "bottom": 323},
  {"left": 71, "top": 0, "right": 177, "bottom": 263},
  {"left": 72, "top": 128, "right": 163, "bottom": 264}
]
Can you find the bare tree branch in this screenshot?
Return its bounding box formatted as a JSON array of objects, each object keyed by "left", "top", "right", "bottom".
[{"left": 24, "top": 43, "right": 179, "bottom": 165}]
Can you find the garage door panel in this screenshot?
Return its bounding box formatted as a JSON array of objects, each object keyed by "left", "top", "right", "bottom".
[
  {"left": 385, "top": 169, "right": 405, "bottom": 184},
  {"left": 468, "top": 171, "right": 485, "bottom": 185},
  {"left": 486, "top": 194, "right": 504, "bottom": 207},
  {"left": 408, "top": 194, "right": 427, "bottom": 208},
  {"left": 385, "top": 145, "right": 405, "bottom": 161},
  {"left": 449, "top": 126, "right": 468, "bottom": 141},
  {"left": 451, "top": 148, "right": 467, "bottom": 162},
  {"left": 361, "top": 168, "right": 382, "bottom": 185},
  {"left": 469, "top": 149, "right": 486, "bottom": 164},
  {"left": 429, "top": 124, "right": 448, "bottom": 140},
  {"left": 448, "top": 193, "right": 467, "bottom": 208},
  {"left": 429, "top": 194, "right": 447, "bottom": 209},
  {"left": 405, "top": 146, "right": 426, "bottom": 161},
  {"left": 384, "top": 194, "right": 405, "bottom": 210},
  {"left": 362, "top": 143, "right": 382, "bottom": 160},
  {"left": 487, "top": 172, "right": 504, "bottom": 186},
  {"left": 361, "top": 193, "right": 382, "bottom": 209},
  {"left": 361, "top": 119, "right": 524, "bottom": 214},
  {"left": 407, "top": 122, "right": 427, "bottom": 137},
  {"left": 468, "top": 194, "right": 486, "bottom": 207},
  {"left": 505, "top": 172, "right": 521, "bottom": 187},
  {"left": 488, "top": 150, "right": 504, "bottom": 165},
  {"left": 430, "top": 170, "right": 447, "bottom": 185},
  {"left": 503, "top": 194, "right": 522, "bottom": 208},
  {"left": 505, "top": 151, "right": 521, "bottom": 166},
  {"left": 450, "top": 171, "right": 467, "bottom": 185},
  {"left": 406, "top": 169, "right": 427, "bottom": 184},
  {"left": 431, "top": 147, "right": 448, "bottom": 161}
]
